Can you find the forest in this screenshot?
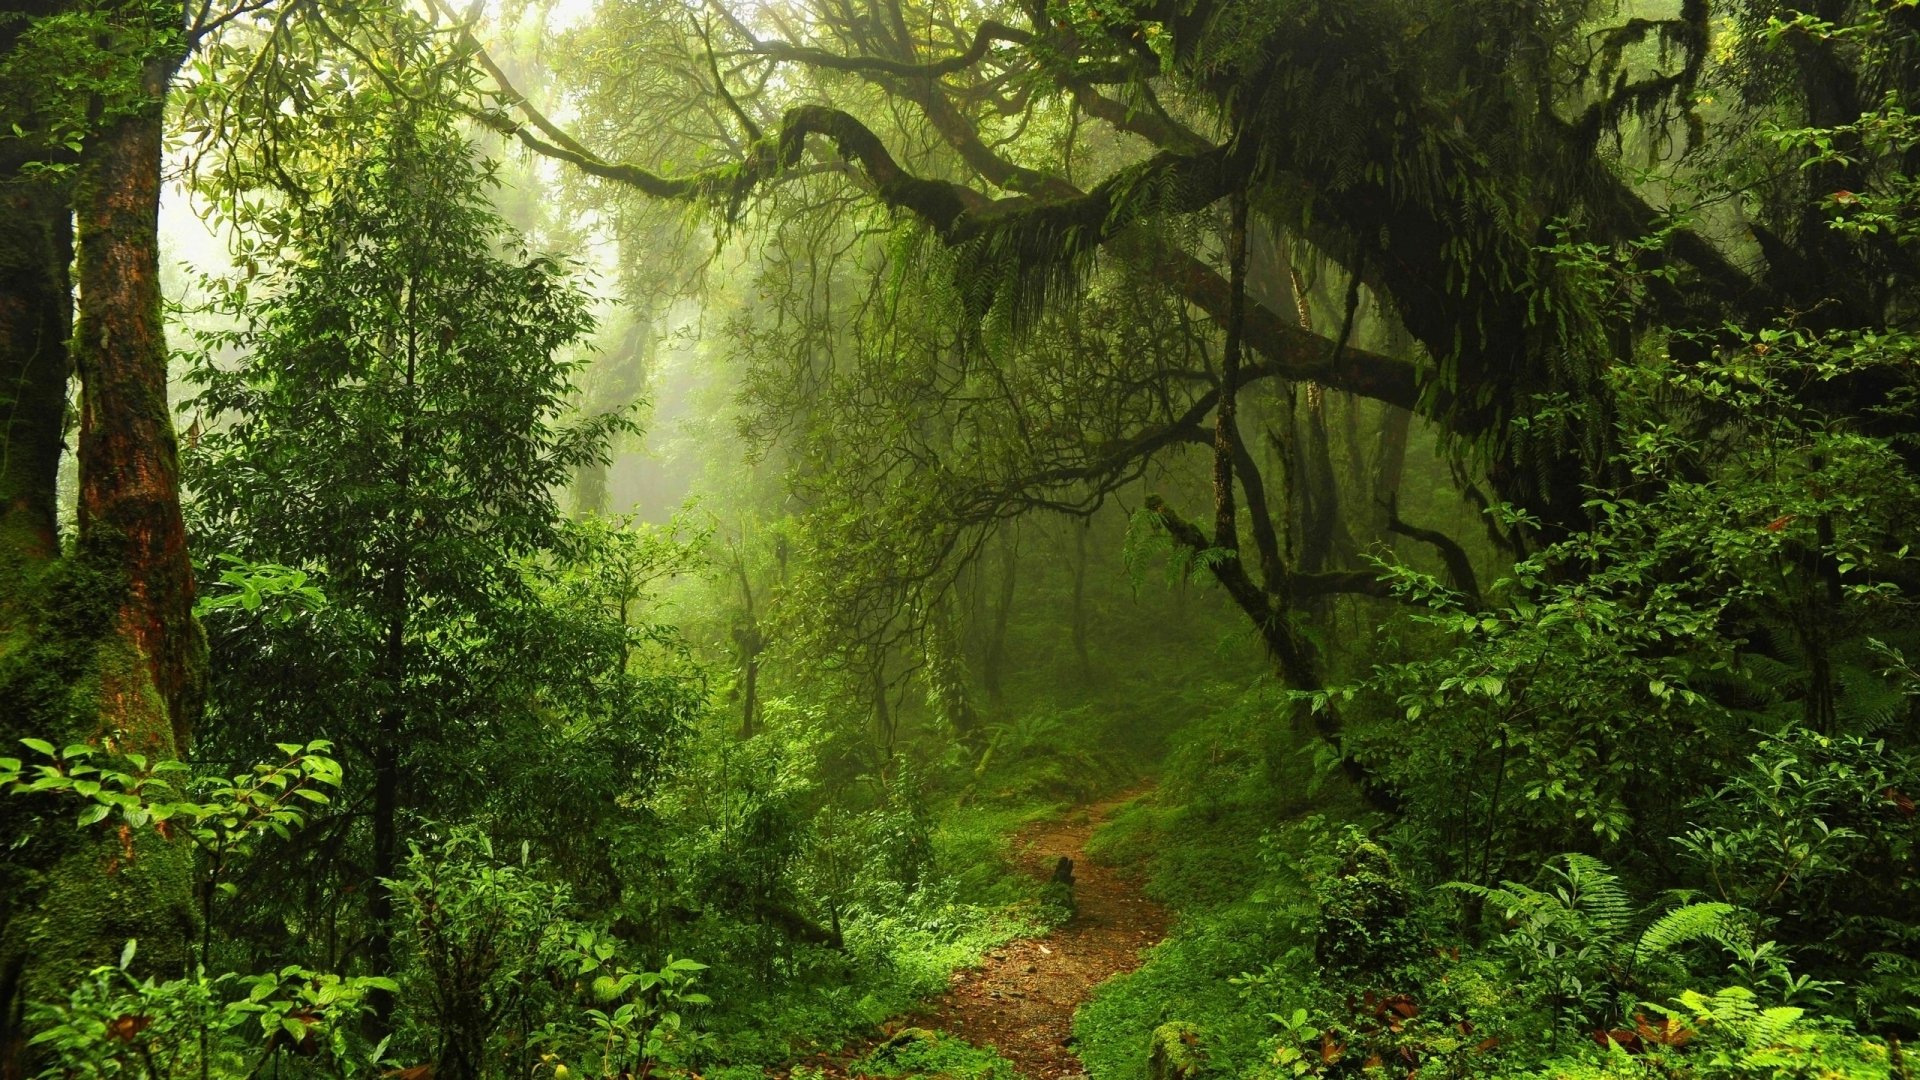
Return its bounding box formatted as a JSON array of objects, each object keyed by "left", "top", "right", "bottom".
[{"left": 3, "top": 0, "right": 1919, "bottom": 1076}]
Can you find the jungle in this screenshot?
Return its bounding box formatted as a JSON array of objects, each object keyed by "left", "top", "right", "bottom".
[{"left": 2, "top": 0, "right": 1919, "bottom": 1077}]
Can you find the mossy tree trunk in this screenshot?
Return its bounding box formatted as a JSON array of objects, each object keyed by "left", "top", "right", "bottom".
[
  {"left": 1, "top": 17, "right": 200, "bottom": 1048},
  {"left": 75, "top": 52, "right": 203, "bottom": 759},
  {"left": 0, "top": 52, "right": 80, "bottom": 1068}
]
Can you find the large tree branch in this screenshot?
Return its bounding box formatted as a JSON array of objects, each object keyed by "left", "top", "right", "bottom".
[
  {"left": 452, "top": 26, "right": 1432, "bottom": 427},
  {"left": 742, "top": 18, "right": 1034, "bottom": 79}
]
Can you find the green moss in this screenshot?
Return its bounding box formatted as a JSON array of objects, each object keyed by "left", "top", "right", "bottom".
[
  {"left": 0, "top": 538, "right": 125, "bottom": 737},
  {"left": 854, "top": 1028, "right": 1018, "bottom": 1080},
  {"left": 0, "top": 534, "right": 196, "bottom": 1006},
  {"left": 1146, "top": 1022, "right": 1205, "bottom": 1080},
  {"left": 14, "top": 814, "right": 195, "bottom": 998}
]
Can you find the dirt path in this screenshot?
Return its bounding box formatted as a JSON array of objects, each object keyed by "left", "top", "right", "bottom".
[{"left": 904, "top": 790, "right": 1167, "bottom": 1079}]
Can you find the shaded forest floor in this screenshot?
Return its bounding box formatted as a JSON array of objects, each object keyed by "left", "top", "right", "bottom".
[{"left": 797, "top": 790, "right": 1166, "bottom": 1080}]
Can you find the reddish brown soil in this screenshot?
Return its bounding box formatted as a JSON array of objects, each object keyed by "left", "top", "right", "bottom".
[{"left": 903, "top": 790, "right": 1167, "bottom": 1079}]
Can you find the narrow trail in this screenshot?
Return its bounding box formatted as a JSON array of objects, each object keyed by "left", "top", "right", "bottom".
[{"left": 904, "top": 789, "right": 1167, "bottom": 1079}]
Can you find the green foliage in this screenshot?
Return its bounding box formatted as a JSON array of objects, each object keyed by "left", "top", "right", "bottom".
[
  {"left": 27, "top": 943, "right": 396, "bottom": 1079},
  {"left": 180, "top": 95, "right": 698, "bottom": 981},
  {"left": 853, "top": 1029, "right": 1018, "bottom": 1080},
  {"left": 1146, "top": 1021, "right": 1206, "bottom": 1080},
  {"left": 0, "top": 0, "right": 184, "bottom": 177},
  {"left": 8, "top": 742, "right": 386, "bottom": 1079},
  {"left": 1310, "top": 830, "right": 1417, "bottom": 980},
  {"left": 1325, "top": 310, "right": 1920, "bottom": 896},
  {"left": 18, "top": 2, "right": 1920, "bottom": 1078},
  {"left": 388, "top": 828, "right": 572, "bottom": 1078},
  {"left": 2, "top": 736, "right": 341, "bottom": 979},
  {"left": 1447, "top": 854, "right": 1752, "bottom": 1034},
  {"left": 1, "top": 738, "right": 337, "bottom": 841},
  {"left": 1532, "top": 986, "right": 1899, "bottom": 1080},
  {"left": 557, "top": 945, "right": 713, "bottom": 1077}
]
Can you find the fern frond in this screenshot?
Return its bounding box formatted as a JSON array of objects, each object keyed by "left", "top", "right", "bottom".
[
  {"left": 1834, "top": 660, "right": 1907, "bottom": 733},
  {"left": 1557, "top": 853, "right": 1632, "bottom": 938},
  {"left": 1637, "top": 901, "right": 1746, "bottom": 958},
  {"left": 1442, "top": 880, "right": 1572, "bottom": 927},
  {"left": 1748, "top": 1005, "right": 1808, "bottom": 1045}
]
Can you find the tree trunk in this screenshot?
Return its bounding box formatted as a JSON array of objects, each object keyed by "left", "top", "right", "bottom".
[
  {"left": 1371, "top": 405, "right": 1412, "bottom": 546},
  {"left": 1069, "top": 519, "right": 1091, "bottom": 681},
  {"left": 981, "top": 525, "right": 1017, "bottom": 706},
  {"left": 732, "top": 555, "right": 761, "bottom": 738},
  {"left": 871, "top": 657, "right": 896, "bottom": 758},
  {"left": 368, "top": 613, "right": 404, "bottom": 1022},
  {"left": 2, "top": 38, "right": 199, "bottom": 1025},
  {"left": 740, "top": 648, "right": 760, "bottom": 738},
  {"left": 370, "top": 261, "right": 423, "bottom": 1022},
  {"left": 0, "top": 88, "right": 78, "bottom": 1078},
  {"left": 925, "top": 593, "right": 980, "bottom": 749},
  {"left": 0, "top": 173, "right": 71, "bottom": 568},
  {"left": 75, "top": 61, "right": 203, "bottom": 757},
  {"left": 570, "top": 317, "right": 648, "bottom": 518}
]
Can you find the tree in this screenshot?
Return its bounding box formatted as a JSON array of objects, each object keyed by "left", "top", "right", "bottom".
[
  {"left": 2, "top": 0, "right": 212, "bottom": 1028},
  {"left": 184, "top": 102, "right": 647, "bottom": 987},
  {"left": 434, "top": 0, "right": 1917, "bottom": 790}
]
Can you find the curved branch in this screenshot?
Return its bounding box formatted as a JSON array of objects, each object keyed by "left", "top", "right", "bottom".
[
  {"left": 1386, "top": 495, "right": 1483, "bottom": 607},
  {"left": 450, "top": 27, "right": 1432, "bottom": 420},
  {"left": 744, "top": 19, "right": 1034, "bottom": 79}
]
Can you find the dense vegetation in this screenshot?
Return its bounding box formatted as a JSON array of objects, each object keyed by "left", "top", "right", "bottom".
[{"left": 3, "top": 0, "right": 1918, "bottom": 1077}]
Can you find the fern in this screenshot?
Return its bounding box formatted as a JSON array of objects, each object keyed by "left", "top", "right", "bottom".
[
  {"left": 1636, "top": 901, "right": 1746, "bottom": 959},
  {"left": 1833, "top": 657, "right": 1908, "bottom": 733},
  {"left": 1556, "top": 853, "right": 1633, "bottom": 940},
  {"left": 1451, "top": 855, "right": 1782, "bottom": 1035}
]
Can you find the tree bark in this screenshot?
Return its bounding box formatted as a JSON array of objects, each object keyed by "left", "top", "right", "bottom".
[
  {"left": 369, "top": 260, "right": 423, "bottom": 1024},
  {"left": 1371, "top": 405, "right": 1412, "bottom": 546},
  {"left": 981, "top": 524, "right": 1017, "bottom": 706},
  {"left": 0, "top": 62, "right": 78, "bottom": 1072},
  {"left": 732, "top": 553, "right": 762, "bottom": 738},
  {"left": 75, "top": 58, "right": 203, "bottom": 757},
  {"left": 0, "top": 174, "right": 71, "bottom": 568},
  {"left": 1069, "top": 518, "right": 1091, "bottom": 681}
]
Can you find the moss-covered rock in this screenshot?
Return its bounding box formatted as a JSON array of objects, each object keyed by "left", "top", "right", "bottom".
[
  {"left": 856, "top": 1028, "right": 1016, "bottom": 1080},
  {"left": 1147, "top": 1021, "right": 1206, "bottom": 1080}
]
